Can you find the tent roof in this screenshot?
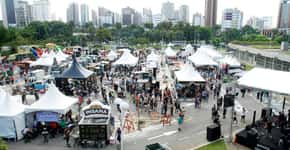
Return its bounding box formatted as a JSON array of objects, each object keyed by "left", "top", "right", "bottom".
[
  {"left": 26, "top": 84, "right": 78, "bottom": 114},
  {"left": 188, "top": 50, "right": 218, "bottom": 67},
  {"left": 107, "top": 50, "right": 118, "bottom": 61},
  {"left": 30, "top": 55, "right": 54, "bottom": 67},
  {"left": 219, "top": 55, "right": 241, "bottom": 67},
  {"left": 199, "top": 46, "right": 223, "bottom": 59},
  {"left": 60, "top": 56, "right": 94, "bottom": 79},
  {"left": 237, "top": 68, "right": 290, "bottom": 95},
  {"left": 113, "top": 51, "right": 138, "bottom": 66},
  {"left": 0, "top": 89, "right": 25, "bottom": 116},
  {"left": 147, "top": 51, "right": 160, "bottom": 62},
  {"left": 174, "top": 63, "right": 205, "bottom": 82},
  {"left": 165, "top": 47, "right": 176, "bottom": 57}
]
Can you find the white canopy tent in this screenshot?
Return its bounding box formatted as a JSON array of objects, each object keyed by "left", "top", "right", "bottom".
[
  {"left": 26, "top": 84, "right": 78, "bottom": 114},
  {"left": 188, "top": 50, "right": 218, "bottom": 67},
  {"left": 165, "top": 47, "right": 177, "bottom": 57},
  {"left": 147, "top": 51, "right": 160, "bottom": 62},
  {"left": 174, "top": 63, "right": 205, "bottom": 82},
  {"left": 55, "top": 50, "right": 69, "bottom": 62},
  {"left": 219, "top": 55, "right": 241, "bottom": 68},
  {"left": 113, "top": 51, "right": 139, "bottom": 66},
  {"left": 30, "top": 51, "right": 67, "bottom": 67},
  {"left": 238, "top": 68, "right": 290, "bottom": 95},
  {"left": 0, "top": 90, "right": 26, "bottom": 140},
  {"left": 198, "top": 46, "right": 223, "bottom": 60},
  {"left": 184, "top": 44, "right": 194, "bottom": 56},
  {"left": 107, "top": 50, "right": 118, "bottom": 61}
]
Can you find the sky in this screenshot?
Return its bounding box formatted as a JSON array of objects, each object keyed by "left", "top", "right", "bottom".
[{"left": 0, "top": 0, "right": 281, "bottom": 27}]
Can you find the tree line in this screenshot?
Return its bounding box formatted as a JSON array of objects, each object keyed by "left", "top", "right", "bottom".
[{"left": 0, "top": 21, "right": 287, "bottom": 48}]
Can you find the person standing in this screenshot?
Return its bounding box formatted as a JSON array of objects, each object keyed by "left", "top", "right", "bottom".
[{"left": 241, "top": 107, "right": 246, "bottom": 123}]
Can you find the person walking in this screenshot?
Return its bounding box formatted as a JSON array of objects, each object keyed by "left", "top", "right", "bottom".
[
  {"left": 241, "top": 107, "right": 246, "bottom": 123},
  {"left": 64, "top": 127, "right": 72, "bottom": 147}
]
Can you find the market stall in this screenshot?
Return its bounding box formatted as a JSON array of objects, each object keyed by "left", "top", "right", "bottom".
[
  {"left": 174, "top": 63, "right": 206, "bottom": 98},
  {"left": 0, "top": 89, "right": 26, "bottom": 140},
  {"left": 79, "top": 101, "right": 113, "bottom": 145}
]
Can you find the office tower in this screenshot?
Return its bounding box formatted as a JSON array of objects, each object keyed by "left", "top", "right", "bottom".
[
  {"left": 262, "top": 17, "right": 272, "bottom": 29},
  {"left": 91, "top": 9, "right": 98, "bottom": 26},
  {"left": 31, "top": 0, "right": 50, "bottom": 21},
  {"left": 221, "top": 8, "right": 243, "bottom": 30},
  {"left": 192, "top": 13, "right": 204, "bottom": 26},
  {"left": 98, "top": 7, "right": 114, "bottom": 26},
  {"left": 122, "top": 7, "right": 135, "bottom": 25},
  {"left": 277, "top": 0, "right": 290, "bottom": 29},
  {"left": 161, "top": 1, "right": 174, "bottom": 21},
  {"left": 113, "top": 12, "right": 122, "bottom": 24},
  {"left": 179, "top": 5, "right": 189, "bottom": 23},
  {"left": 1, "top": 0, "right": 17, "bottom": 27},
  {"left": 204, "top": 0, "right": 217, "bottom": 27},
  {"left": 80, "top": 4, "right": 89, "bottom": 26},
  {"left": 67, "top": 2, "right": 79, "bottom": 26},
  {"left": 247, "top": 16, "right": 272, "bottom": 30},
  {"left": 15, "top": 0, "right": 31, "bottom": 27},
  {"left": 142, "top": 8, "right": 153, "bottom": 24},
  {"left": 153, "top": 14, "right": 162, "bottom": 27}
]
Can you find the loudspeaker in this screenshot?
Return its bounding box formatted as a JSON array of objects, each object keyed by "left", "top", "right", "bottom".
[
  {"left": 247, "top": 129, "right": 258, "bottom": 148},
  {"left": 261, "top": 108, "right": 272, "bottom": 119},
  {"left": 223, "top": 94, "right": 235, "bottom": 108},
  {"left": 206, "top": 124, "right": 221, "bottom": 141}
]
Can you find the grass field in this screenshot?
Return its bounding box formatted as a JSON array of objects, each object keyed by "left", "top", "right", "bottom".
[{"left": 196, "top": 140, "right": 227, "bottom": 150}]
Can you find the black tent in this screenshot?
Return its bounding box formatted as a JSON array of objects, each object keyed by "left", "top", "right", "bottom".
[{"left": 60, "top": 56, "right": 94, "bottom": 79}]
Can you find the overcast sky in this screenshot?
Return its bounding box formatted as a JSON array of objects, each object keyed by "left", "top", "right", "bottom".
[{"left": 0, "top": 0, "right": 281, "bottom": 27}]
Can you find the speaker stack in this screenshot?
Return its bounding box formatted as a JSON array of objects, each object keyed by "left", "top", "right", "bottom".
[{"left": 206, "top": 124, "right": 221, "bottom": 141}]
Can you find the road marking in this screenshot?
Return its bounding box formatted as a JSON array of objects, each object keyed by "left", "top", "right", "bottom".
[
  {"left": 147, "top": 134, "right": 164, "bottom": 140},
  {"left": 147, "top": 130, "right": 178, "bottom": 141},
  {"left": 178, "top": 136, "right": 190, "bottom": 141}
]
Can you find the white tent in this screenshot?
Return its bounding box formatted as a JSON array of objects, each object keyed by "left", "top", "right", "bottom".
[
  {"left": 113, "top": 51, "right": 139, "bottom": 66},
  {"left": 188, "top": 50, "right": 218, "bottom": 67},
  {"left": 238, "top": 68, "right": 290, "bottom": 95},
  {"left": 199, "top": 46, "right": 223, "bottom": 59},
  {"left": 26, "top": 84, "right": 78, "bottom": 114},
  {"left": 174, "top": 63, "right": 205, "bottom": 82},
  {"left": 107, "top": 50, "right": 118, "bottom": 61},
  {"left": 147, "top": 51, "right": 160, "bottom": 62},
  {"left": 219, "top": 55, "right": 241, "bottom": 68},
  {"left": 184, "top": 44, "right": 194, "bottom": 56},
  {"left": 55, "top": 50, "right": 69, "bottom": 62},
  {"left": 165, "top": 47, "right": 177, "bottom": 57},
  {"left": 0, "top": 90, "right": 26, "bottom": 140},
  {"left": 30, "top": 55, "right": 54, "bottom": 67}
]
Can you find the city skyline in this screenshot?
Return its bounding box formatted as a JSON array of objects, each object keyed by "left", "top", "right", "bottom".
[{"left": 0, "top": 0, "right": 280, "bottom": 27}]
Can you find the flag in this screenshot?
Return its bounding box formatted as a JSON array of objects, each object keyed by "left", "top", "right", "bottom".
[{"left": 30, "top": 47, "right": 38, "bottom": 59}]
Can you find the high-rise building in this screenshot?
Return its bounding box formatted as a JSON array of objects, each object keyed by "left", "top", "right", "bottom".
[
  {"left": 133, "top": 12, "right": 142, "bottom": 25},
  {"left": 122, "top": 7, "right": 135, "bottom": 25},
  {"left": 204, "top": 0, "right": 217, "bottom": 27},
  {"left": 277, "top": 0, "right": 290, "bottom": 29},
  {"left": 179, "top": 5, "right": 189, "bottom": 23},
  {"left": 80, "top": 4, "right": 89, "bottom": 26},
  {"left": 262, "top": 17, "right": 272, "bottom": 29},
  {"left": 221, "top": 8, "right": 243, "bottom": 30},
  {"left": 67, "top": 2, "right": 79, "bottom": 26},
  {"left": 98, "top": 7, "right": 114, "bottom": 26},
  {"left": 113, "top": 12, "right": 122, "bottom": 24},
  {"left": 31, "top": 0, "right": 50, "bottom": 21},
  {"left": 153, "top": 14, "right": 162, "bottom": 27},
  {"left": 91, "top": 9, "right": 98, "bottom": 26},
  {"left": 161, "top": 1, "right": 174, "bottom": 21},
  {"left": 1, "top": 0, "right": 17, "bottom": 28},
  {"left": 142, "top": 8, "right": 153, "bottom": 24},
  {"left": 15, "top": 0, "right": 31, "bottom": 27},
  {"left": 192, "top": 13, "right": 204, "bottom": 26},
  {"left": 247, "top": 16, "right": 272, "bottom": 30}
]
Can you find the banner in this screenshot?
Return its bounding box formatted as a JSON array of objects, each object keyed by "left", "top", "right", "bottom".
[{"left": 36, "top": 112, "right": 58, "bottom": 122}]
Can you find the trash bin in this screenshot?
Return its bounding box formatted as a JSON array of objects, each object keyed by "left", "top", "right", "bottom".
[{"left": 145, "top": 143, "right": 166, "bottom": 150}]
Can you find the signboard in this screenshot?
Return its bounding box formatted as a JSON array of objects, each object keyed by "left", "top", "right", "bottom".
[
  {"left": 36, "top": 111, "right": 58, "bottom": 122},
  {"left": 83, "top": 104, "right": 109, "bottom": 117}
]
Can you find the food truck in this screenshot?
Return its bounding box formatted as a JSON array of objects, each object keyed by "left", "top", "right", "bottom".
[{"left": 79, "top": 101, "right": 114, "bottom": 145}]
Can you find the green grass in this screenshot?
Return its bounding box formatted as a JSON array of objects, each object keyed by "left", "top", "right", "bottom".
[{"left": 196, "top": 140, "right": 227, "bottom": 150}]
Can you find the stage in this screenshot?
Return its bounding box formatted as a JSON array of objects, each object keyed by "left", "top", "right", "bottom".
[{"left": 236, "top": 122, "right": 289, "bottom": 150}]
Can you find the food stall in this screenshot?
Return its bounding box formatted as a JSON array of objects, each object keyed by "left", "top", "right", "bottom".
[{"left": 79, "top": 101, "right": 113, "bottom": 145}]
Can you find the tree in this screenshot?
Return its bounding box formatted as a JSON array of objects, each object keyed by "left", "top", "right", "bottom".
[
  {"left": 221, "top": 28, "right": 241, "bottom": 43},
  {"left": 0, "top": 138, "right": 7, "bottom": 150},
  {"left": 96, "top": 28, "right": 112, "bottom": 42},
  {"left": 241, "top": 25, "right": 258, "bottom": 35},
  {"left": 144, "top": 23, "right": 153, "bottom": 29}
]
